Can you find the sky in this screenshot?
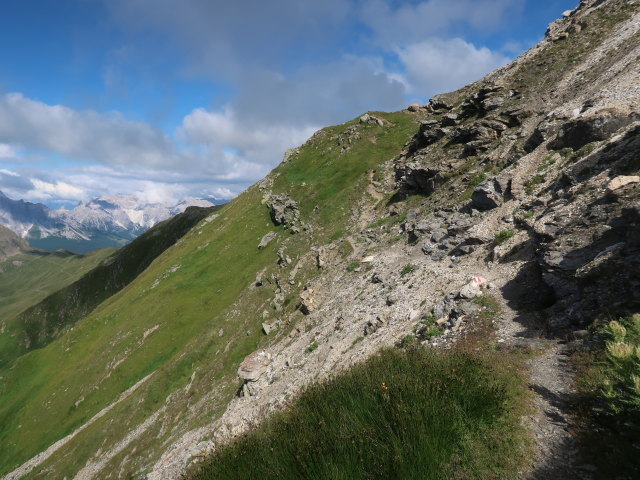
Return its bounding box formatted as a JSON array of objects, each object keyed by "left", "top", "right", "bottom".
[{"left": 0, "top": 0, "right": 577, "bottom": 208}]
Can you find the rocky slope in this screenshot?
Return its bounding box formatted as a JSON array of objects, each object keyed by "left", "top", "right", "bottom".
[
  {"left": 0, "top": 191, "right": 215, "bottom": 253},
  {"left": 0, "top": 0, "right": 638, "bottom": 478}
]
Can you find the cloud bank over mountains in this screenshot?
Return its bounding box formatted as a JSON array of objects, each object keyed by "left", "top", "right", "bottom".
[{"left": 0, "top": 0, "right": 534, "bottom": 206}]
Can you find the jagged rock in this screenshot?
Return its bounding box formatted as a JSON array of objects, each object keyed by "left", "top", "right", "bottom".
[
  {"left": 412, "top": 122, "right": 449, "bottom": 150},
  {"left": 524, "top": 128, "right": 545, "bottom": 153},
  {"left": 447, "top": 221, "right": 472, "bottom": 236},
  {"left": 421, "top": 243, "right": 434, "bottom": 255},
  {"left": 258, "top": 231, "right": 276, "bottom": 249},
  {"left": 441, "top": 113, "right": 459, "bottom": 127},
  {"left": 277, "top": 247, "right": 292, "bottom": 267},
  {"left": 499, "top": 108, "right": 527, "bottom": 127},
  {"left": 271, "top": 293, "right": 284, "bottom": 313},
  {"left": 255, "top": 268, "right": 266, "bottom": 286},
  {"left": 237, "top": 349, "right": 271, "bottom": 382},
  {"left": 299, "top": 288, "right": 315, "bottom": 315},
  {"left": 550, "top": 109, "right": 638, "bottom": 150},
  {"left": 264, "top": 194, "right": 304, "bottom": 233},
  {"left": 459, "top": 85, "right": 504, "bottom": 117},
  {"left": 433, "top": 294, "right": 456, "bottom": 319},
  {"left": 359, "top": 113, "right": 384, "bottom": 126},
  {"left": 471, "top": 174, "right": 512, "bottom": 210},
  {"left": 429, "top": 95, "right": 452, "bottom": 110},
  {"left": 482, "top": 96, "right": 505, "bottom": 111},
  {"left": 431, "top": 230, "right": 447, "bottom": 243},
  {"left": 282, "top": 147, "right": 300, "bottom": 164},
  {"left": 606, "top": 175, "right": 639, "bottom": 194},
  {"left": 364, "top": 315, "right": 386, "bottom": 336},
  {"left": 315, "top": 247, "right": 327, "bottom": 269}
]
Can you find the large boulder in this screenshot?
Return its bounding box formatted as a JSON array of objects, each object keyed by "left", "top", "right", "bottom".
[
  {"left": 258, "top": 231, "right": 276, "bottom": 249},
  {"left": 237, "top": 349, "right": 271, "bottom": 382},
  {"left": 264, "top": 194, "right": 303, "bottom": 233}
]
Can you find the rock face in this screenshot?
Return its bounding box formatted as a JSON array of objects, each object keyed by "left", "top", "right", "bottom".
[
  {"left": 606, "top": 175, "right": 639, "bottom": 193},
  {"left": 550, "top": 109, "right": 638, "bottom": 150}
]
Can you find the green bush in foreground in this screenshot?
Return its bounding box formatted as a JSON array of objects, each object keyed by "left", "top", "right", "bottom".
[
  {"left": 575, "top": 315, "right": 640, "bottom": 477},
  {"left": 188, "top": 346, "right": 530, "bottom": 480}
]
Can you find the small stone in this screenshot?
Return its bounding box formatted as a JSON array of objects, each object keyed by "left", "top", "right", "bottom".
[{"left": 431, "top": 230, "right": 447, "bottom": 243}]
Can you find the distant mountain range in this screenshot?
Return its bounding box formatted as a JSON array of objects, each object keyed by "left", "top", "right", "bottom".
[{"left": 0, "top": 191, "right": 215, "bottom": 253}]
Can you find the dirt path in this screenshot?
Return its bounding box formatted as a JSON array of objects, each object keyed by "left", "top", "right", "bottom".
[{"left": 492, "top": 288, "right": 594, "bottom": 480}]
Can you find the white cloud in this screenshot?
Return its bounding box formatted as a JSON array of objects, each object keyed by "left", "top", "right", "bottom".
[
  {"left": 396, "top": 38, "right": 511, "bottom": 96},
  {"left": 0, "top": 143, "right": 19, "bottom": 159},
  {"left": 29, "top": 179, "right": 86, "bottom": 201},
  {"left": 179, "top": 106, "right": 318, "bottom": 166},
  {"left": 359, "top": 0, "right": 524, "bottom": 46},
  {"left": 0, "top": 93, "right": 177, "bottom": 168}
]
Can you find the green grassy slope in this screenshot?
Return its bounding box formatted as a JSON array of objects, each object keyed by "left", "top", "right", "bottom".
[
  {"left": 0, "top": 205, "right": 217, "bottom": 370},
  {"left": 0, "top": 112, "right": 420, "bottom": 478},
  {"left": 0, "top": 249, "right": 113, "bottom": 331}
]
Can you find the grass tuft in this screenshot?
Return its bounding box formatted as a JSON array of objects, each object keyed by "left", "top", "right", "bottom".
[
  {"left": 494, "top": 229, "right": 515, "bottom": 246},
  {"left": 400, "top": 264, "right": 416, "bottom": 276}
]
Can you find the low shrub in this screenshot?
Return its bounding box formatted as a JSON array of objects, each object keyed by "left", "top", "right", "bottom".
[{"left": 575, "top": 314, "right": 640, "bottom": 477}]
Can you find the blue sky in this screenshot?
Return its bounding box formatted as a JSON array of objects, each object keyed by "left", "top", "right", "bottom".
[{"left": 0, "top": 0, "right": 577, "bottom": 207}]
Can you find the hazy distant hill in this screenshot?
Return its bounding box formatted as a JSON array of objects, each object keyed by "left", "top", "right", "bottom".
[{"left": 0, "top": 190, "right": 215, "bottom": 253}]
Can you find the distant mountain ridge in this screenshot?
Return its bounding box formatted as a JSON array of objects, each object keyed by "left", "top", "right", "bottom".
[{"left": 0, "top": 191, "right": 215, "bottom": 252}]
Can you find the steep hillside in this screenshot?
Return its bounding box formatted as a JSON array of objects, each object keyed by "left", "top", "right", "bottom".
[
  {"left": 0, "top": 231, "right": 113, "bottom": 325},
  {"left": 0, "top": 205, "right": 218, "bottom": 370},
  {"left": 1, "top": 1, "right": 639, "bottom": 479}
]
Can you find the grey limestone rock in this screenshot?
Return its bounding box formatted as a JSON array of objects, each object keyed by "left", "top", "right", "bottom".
[{"left": 258, "top": 231, "right": 276, "bottom": 249}]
